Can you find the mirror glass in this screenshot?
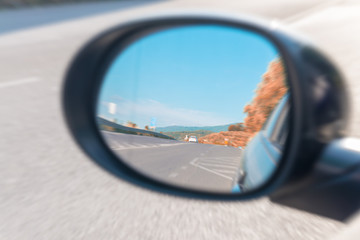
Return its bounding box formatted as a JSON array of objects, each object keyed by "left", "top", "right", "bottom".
[{"left": 96, "top": 24, "right": 289, "bottom": 194}]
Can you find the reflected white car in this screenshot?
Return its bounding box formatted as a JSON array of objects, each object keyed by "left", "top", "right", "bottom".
[{"left": 188, "top": 136, "right": 198, "bottom": 143}]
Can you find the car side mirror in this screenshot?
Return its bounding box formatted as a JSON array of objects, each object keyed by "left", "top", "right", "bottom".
[{"left": 62, "top": 12, "right": 349, "bottom": 201}]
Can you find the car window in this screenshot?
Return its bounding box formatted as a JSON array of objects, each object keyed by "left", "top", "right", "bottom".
[
  {"left": 270, "top": 101, "right": 289, "bottom": 149},
  {"left": 263, "top": 94, "right": 289, "bottom": 139}
]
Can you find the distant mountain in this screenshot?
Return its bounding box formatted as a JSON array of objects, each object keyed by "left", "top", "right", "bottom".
[
  {"left": 156, "top": 123, "right": 234, "bottom": 133},
  {"left": 164, "top": 130, "right": 214, "bottom": 141}
]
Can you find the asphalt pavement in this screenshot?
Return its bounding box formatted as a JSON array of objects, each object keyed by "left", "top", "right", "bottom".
[
  {"left": 102, "top": 131, "right": 242, "bottom": 192},
  {"left": 1, "top": 0, "right": 359, "bottom": 239}
]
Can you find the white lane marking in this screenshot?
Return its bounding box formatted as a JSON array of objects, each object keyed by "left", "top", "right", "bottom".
[
  {"left": 196, "top": 156, "right": 241, "bottom": 162},
  {"left": 283, "top": 0, "right": 341, "bottom": 24},
  {"left": 168, "top": 172, "right": 178, "bottom": 178},
  {"left": 159, "top": 143, "right": 182, "bottom": 147},
  {"left": 148, "top": 144, "right": 158, "bottom": 148},
  {"left": 215, "top": 169, "right": 237, "bottom": 174},
  {"left": 0, "top": 34, "right": 61, "bottom": 47},
  {"left": 133, "top": 143, "right": 148, "bottom": 148},
  {"left": 197, "top": 163, "right": 238, "bottom": 169},
  {"left": 111, "top": 142, "right": 186, "bottom": 151},
  {"left": 102, "top": 131, "right": 126, "bottom": 136},
  {"left": 190, "top": 160, "right": 233, "bottom": 181},
  {"left": 122, "top": 142, "right": 135, "bottom": 148},
  {"left": 190, "top": 157, "right": 242, "bottom": 180},
  {"left": 198, "top": 159, "right": 239, "bottom": 166},
  {"left": 109, "top": 140, "right": 121, "bottom": 149},
  {"left": 0, "top": 77, "right": 40, "bottom": 89},
  {"left": 181, "top": 166, "right": 187, "bottom": 170},
  {"left": 190, "top": 157, "right": 199, "bottom": 165}
]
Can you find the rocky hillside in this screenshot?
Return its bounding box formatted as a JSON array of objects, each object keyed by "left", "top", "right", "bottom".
[
  {"left": 199, "top": 58, "right": 287, "bottom": 148},
  {"left": 199, "top": 131, "right": 250, "bottom": 148}
]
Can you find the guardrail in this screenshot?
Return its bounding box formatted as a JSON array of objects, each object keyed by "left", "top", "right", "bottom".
[{"left": 97, "top": 117, "right": 175, "bottom": 140}]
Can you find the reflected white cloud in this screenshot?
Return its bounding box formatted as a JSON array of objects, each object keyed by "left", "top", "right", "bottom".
[{"left": 102, "top": 98, "right": 235, "bottom": 128}]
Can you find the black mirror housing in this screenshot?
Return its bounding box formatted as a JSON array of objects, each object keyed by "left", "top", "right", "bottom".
[{"left": 62, "top": 12, "right": 349, "bottom": 201}]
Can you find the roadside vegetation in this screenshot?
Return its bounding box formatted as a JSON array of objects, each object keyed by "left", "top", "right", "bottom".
[{"left": 199, "top": 58, "right": 288, "bottom": 147}]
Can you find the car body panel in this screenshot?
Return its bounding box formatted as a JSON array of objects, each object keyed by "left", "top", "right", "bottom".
[{"left": 232, "top": 95, "right": 288, "bottom": 192}]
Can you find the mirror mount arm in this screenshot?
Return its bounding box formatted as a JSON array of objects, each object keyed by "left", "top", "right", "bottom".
[{"left": 270, "top": 137, "right": 360, "bottom": 222}]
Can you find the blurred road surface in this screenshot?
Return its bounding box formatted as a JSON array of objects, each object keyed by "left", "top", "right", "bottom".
[{"left": 1, "top": 0, "right": 360, "bottom": 239}]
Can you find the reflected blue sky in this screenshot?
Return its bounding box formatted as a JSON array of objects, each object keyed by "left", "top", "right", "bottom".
[{"left": 98, "top": 25, "right": 279, "bottom": 128}]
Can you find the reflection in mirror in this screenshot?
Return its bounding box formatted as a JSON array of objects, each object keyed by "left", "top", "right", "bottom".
[{"left": 96, "top": 25, "right": 289, "bottom": 194}]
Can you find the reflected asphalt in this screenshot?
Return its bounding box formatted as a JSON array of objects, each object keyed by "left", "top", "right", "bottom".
[{"left": 102, "top": 131, "right": 243, "bottom": 193}]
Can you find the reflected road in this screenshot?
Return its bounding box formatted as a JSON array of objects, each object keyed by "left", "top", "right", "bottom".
[{"left": 102, "top": 131, "right": 243, "bottom": 192}]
